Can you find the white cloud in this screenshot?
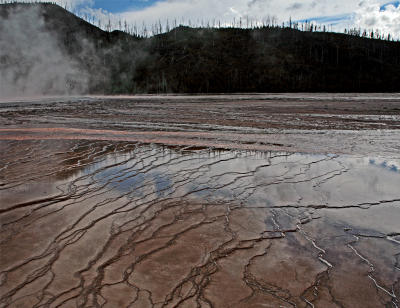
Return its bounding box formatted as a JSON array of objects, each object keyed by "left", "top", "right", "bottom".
[
  {"left": 118, "top": 0, "right": 367, "bottom": 25},
  {"left": 6, "top": 0, "right": 400, "bottom": 37},
  {"left": 118, "top": 0, "right": 400, "bottom": 37},
  {"left": 355, "top": 0, "right": 400, "bottom": 36}
]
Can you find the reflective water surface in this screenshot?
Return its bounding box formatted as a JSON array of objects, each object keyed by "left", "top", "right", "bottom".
[{"left": 0, "top": 140, "right": 399, "bottom": 308}]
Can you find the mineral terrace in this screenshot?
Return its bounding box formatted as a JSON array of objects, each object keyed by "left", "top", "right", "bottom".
[{"left": 0, "top": 94, "right": 399, "bottom": 308}]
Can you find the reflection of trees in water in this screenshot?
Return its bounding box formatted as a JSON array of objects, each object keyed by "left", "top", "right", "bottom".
[
  {"left": 0, "top": 140, "right": 135, "bottom": 187},
  {"left": 0, "top": 139, "right": 232, "bottom": 189}
]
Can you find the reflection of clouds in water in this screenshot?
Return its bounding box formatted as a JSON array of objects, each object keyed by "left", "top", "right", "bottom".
[
  {"left": 369, "top": 158, "right": 400, "bottom": 173},
  {"left": 70, "top": 146, "right": 400, "bottom": 208},
  {"left": 153, "top": 172, "right": 173, "bottom": 197},
  {"left": 94, "top": 160, "right": 175, "bottom": 197}
]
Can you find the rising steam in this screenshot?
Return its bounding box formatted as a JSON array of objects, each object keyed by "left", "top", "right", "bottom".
[{"left": 0, "top": 5, "right": 90, "bottom": 98}]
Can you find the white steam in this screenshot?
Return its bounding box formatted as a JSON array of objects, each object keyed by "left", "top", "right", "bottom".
[{"left": 0, "top": 5, "right": 90, "bottom": 97}]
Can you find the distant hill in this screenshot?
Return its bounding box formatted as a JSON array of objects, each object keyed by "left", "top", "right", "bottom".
[{"left": 1, "top": 3, "right": 400, "bottom": 95}]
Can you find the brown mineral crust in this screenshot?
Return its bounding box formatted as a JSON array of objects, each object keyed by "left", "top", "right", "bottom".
[
  {"left": 128, "top": 220, "right": 231, "bottom": 303},
  {"left": 203, "top": 241, "right": 269, "bottom": 307},
  {"left": 100, "top": 283, "right": 138, "bottom": 308},
  {"left": 1, "top": 95, "right": 399, "bottom": 308}
]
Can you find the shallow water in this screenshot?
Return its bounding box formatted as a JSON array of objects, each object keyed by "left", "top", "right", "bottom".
[
  {"left": 0, "top": 140, "right": 399, "bottom": 307},
  {"left": 1, "top": 94, "right": 400, "bottom": 307},
  {"left": 68, "top": 146, "right": 400, "bottom": 208}
]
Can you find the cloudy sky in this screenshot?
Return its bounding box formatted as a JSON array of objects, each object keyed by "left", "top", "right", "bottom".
[{"left": 11, "top": 0, "right": 400, "bottom": 36}]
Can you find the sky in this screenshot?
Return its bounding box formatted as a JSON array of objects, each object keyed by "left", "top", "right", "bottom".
[{"left": 8, "top": 0, "right": 400, "bottom": 37}]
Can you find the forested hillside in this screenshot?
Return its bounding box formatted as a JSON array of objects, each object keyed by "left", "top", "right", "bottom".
[{"left": 1, "top": 3, "right": 400, "bottom": 95}]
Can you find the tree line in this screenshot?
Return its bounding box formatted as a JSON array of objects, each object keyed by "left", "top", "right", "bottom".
[{"left": 0, "top": 0, "right": 398, "bottom": 42}]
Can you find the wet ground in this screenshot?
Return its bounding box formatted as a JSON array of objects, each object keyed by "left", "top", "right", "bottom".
[{"left": 0, "top": 94, "right": 400, "bottom": 307}]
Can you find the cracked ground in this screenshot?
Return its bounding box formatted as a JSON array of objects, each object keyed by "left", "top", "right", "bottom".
[{"left": 0, "top": 94, "right": 399, "bottom": 308}]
